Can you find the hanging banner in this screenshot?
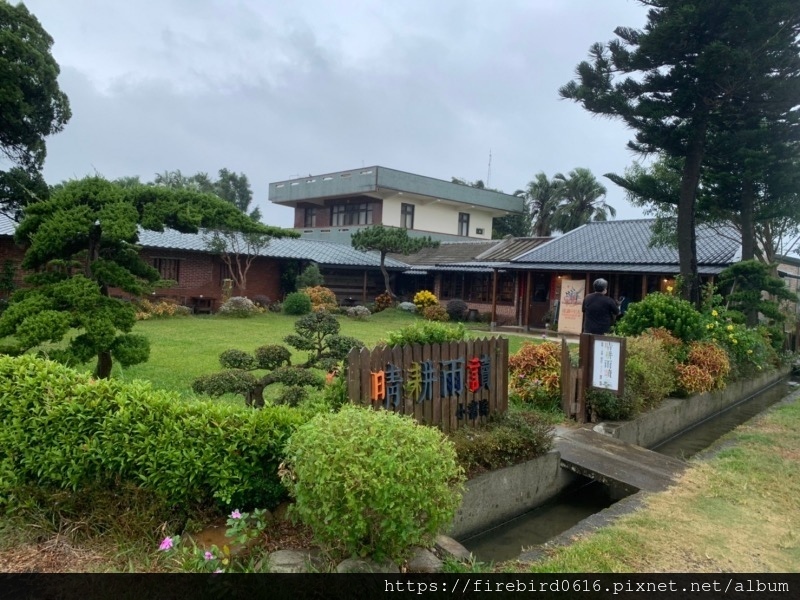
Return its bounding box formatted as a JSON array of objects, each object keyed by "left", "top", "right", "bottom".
[{"left": 557, "top": 279, "right": 585, "bottom": 335}]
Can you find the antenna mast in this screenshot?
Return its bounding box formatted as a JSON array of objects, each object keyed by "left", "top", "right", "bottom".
[{"left": 487, "top": 149, "right": 492, "bottom": 188}]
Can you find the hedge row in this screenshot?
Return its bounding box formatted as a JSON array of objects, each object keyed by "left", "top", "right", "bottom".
[{"left": 0, "top": 355, "right": 306, "bottom": 510}]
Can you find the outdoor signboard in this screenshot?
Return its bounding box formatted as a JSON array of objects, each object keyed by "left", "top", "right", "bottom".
[
  {"left": 590, "top": 335, "right": 625, "bottom": 396},
  {"left": 557, "top": 279, "right": 585, "bottom": 335}
]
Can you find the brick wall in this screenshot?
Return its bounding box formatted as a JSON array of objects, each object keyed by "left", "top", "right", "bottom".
[{"left": 139, "top": 249, "right": 282, "bottom": 308}]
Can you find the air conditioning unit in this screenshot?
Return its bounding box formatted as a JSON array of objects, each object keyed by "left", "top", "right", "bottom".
[{"left": 476, "top": 228, "right": 485, "bottom": 235}]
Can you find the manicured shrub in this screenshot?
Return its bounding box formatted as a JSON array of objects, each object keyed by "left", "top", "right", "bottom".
[
  {"left": 397, "top": 302, "right": 417, "bottom": 313},
  {"left": 624, "top": 334, "right": 676, "bottom": 411},
  {"left": 384, "top": 321, "right": 468, "bottom": 346},
  {"left": 422, "top": 304, "right": 449, "bottom": 322},
  {"left": 448, "top": 412, "right": 553, "bottom": 479},
  {"left": 282, "top": 405, "right": 465, "bottom": 560},
  {"left": 0, "top": 355, "right": 307, "bottom": 511},
  {"left": 219, "top": 348, "right": 257, "bottom": 370},
  {"left": 218, "top": 296, "right": 258, "bottom": 317},
  {"left": 346, "top": 305, "right": 371, "bottom": 320},
  {"left": 303, "top": 286, "right": 338, "bottom": 312},
  {"left": 254, "top": 344, "right": 292, "bottom": 370},
  {"left": 295, "top": 264, "right": 324, "bottom": 290},
  {"left": 282, "top": 291, "right": 311, "bottom": 315},
  {"left": 412, "top": 289, "right": 438, "bottom": 311},
  {"left": 616, "top": 292, "right": 705, "bottom": 343},
  {"left": 446, "top": 299, "right": 469, "bottom": 322},
  {"left": 508, "top": 342, "right": 561, "bottom": 411},
  {"left": 373, "top": 292, "right": 394, "bottom": 313}
]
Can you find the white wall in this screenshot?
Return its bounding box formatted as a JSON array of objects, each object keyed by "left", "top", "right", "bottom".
[{"left": 383, "top": 197, "right": 493, "bottom": 239}]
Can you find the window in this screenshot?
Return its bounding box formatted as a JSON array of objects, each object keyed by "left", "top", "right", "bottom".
[
  {"left": 303, "top": 207, "right": 317, "bottom": 228},
  {"left": 458, "top": 212, "right": 470, "bottom": 237},
  {"left": 401, "top": 203, "right": 415, "bottom": 229},
  {"left": 153, "top": 258, "right": 180, "bottom": 282},
  {"left": 331, "top": 202, "right": 373, "bottom": 226}
]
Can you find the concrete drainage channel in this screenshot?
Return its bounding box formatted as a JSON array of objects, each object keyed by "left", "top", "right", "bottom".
[{"left": 451, "top": 368, "right": 793, "bottom": 564}]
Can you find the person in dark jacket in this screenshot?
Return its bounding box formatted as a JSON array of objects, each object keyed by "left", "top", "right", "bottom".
[{"left": 582, "top": 278, "right": 619, "bottom": 334}]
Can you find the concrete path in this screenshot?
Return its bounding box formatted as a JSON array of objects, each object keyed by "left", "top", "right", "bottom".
[{"left": 555, "top": 427, "right": 687, "bottom": 495}]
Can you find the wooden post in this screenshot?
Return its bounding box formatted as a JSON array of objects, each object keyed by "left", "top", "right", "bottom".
[
  {"left": 523, "top": 271, "right": 532, "bottom": 332},
  {"left": 577, "top": 333, "right": 592, "bottom": 424},
  {"left": 640, "top": 274, "right": 647, "bottom": 300},
  {"left": 362, "top": 270, "right": 367, "bottom": 303},
  {"left": 490, "top": 268, "right": 499, "bottom": 330}
]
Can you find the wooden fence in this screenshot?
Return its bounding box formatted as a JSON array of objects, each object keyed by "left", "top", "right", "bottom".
[{"left": 345, "top": 337, "right": 509, "bottom": 432}]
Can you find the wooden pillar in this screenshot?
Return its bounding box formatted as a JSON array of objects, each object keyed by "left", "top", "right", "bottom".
[
  {"left": 362, "top": 270, "right": 368, "bottom": 303},
  {"left": 523, "top": 271, "right": 532, "bottom": 332},
  {"left": 640, "top": 274, "right": 647, "bottom": 300},
  {"left": 577, "top": 333, "right": 592, "bottom": 424},
  {"left": 490, "top": 268, "right": 499, "bottom": 330}
]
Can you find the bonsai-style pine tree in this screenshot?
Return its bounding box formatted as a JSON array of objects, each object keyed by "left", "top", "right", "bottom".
[
  {"left": 0, "top": 176, "right": 290, "bottom": 378},
  {"left": 351, "top": 225, "right": 439, "bottom": 298},
  {"left": 192, "top": 311, "right": 364, "bottom": 407}
]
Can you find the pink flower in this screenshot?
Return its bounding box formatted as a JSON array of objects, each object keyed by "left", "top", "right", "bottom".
[
  {"left": 158, "top": 536, "right": 173, "bottom": 551},
  {"left": 230, "top": 509, "right": 242, "bottom": 519},
  {"left": 214, "top": 569, "right": 224, "bottom": 573},
  {"left": 204, "top": 551, "right": 214, "bottom": 560}
]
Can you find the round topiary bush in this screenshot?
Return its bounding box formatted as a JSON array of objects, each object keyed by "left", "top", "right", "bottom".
[
  {"left": 218, "top": 296, "right": 258, "bottom": 317},
  {"left": 446, "top": 298, "right": 468, "bottom": 321},
  {"left": 282, "top": 405, "right": 465, "bottom": 561},
  {"left": 282, "top": 291, "right": 312, "bottom": 315},
  {"left": 422, "top": 304, "right": 449, "bottom": 322},
  {"left": 346, "top": 305, "right": 371, "bottom": 320},
  {"left": 616, "top": 292, "right": 705, "bottom": 343},
  {"left": 397, "top": 302, "right": 417, "bottom": 313}
]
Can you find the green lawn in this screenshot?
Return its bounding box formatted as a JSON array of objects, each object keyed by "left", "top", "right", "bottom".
[{"left": 113, "top": 309, "right": 533, "bottom": 397}]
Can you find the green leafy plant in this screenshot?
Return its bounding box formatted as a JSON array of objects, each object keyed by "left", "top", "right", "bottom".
[
  {"left": 282, "top": 405, "right": 465, "bottom": 561},
  {"left": 295, "top": 263, "right": 324, "bottom": 290},
  {"left": 383, "top": 321, "right": 467, "bottom": 346},
  {"left": 0, "top": 355, "right": 306, "bottom": 511},
  {"left": 587, "top": 388, "right": 637, "bottom": 421},
  {"left": 283, "top": 292, "right": 311, "bottom": 316},
  {"left": 158, "top": 508, "right": 271, "bottom": 573},
  {"left": 616, "top": 292, "right": 705, "bottom": 343},
  {"left": 282, "top": 291, "right": 312, "bottom": 315},
  {"left": 624, "top": 333, "right": 677, "bottom": 412},
  {"left": 448, "top": 412, "right": 554, "bottom": 479}
]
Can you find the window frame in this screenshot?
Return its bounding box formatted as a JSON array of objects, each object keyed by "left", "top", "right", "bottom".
[
  {"left": 458, "top": 212, "right": 470, "bottom": 237},
  {"left": 401, "top": 202, "right": 415, "bottom": 230}
]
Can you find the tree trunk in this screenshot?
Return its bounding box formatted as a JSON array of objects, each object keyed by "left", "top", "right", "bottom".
[
  {"left": 380, "top": 252, "right": 393, "bottom": 298},
  {"left": 95, "top": 350, "right": 113, "bottom": 379},
  {"left": 740, "top": 178, "right": 758, "bottom": 326},
  {"left": 678, "top": 121, "right": 707, "bottom": 307}
]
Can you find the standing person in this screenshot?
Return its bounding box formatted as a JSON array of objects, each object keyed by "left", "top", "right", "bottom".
[{"left": 582, "top": 278, "right": 619, "bottom": 335}]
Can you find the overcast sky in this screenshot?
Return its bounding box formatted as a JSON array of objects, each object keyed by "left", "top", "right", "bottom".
[{"left": 22, "top": 0, "right": 652, "bottom": 229}]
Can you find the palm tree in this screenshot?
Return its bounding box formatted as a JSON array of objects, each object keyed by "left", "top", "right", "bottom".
[
  {"left": 525, "top": 172, "right": 564, "bottom": 237},
  {"left": 551, "top": 168, "right": 615, "bottom": 233}
]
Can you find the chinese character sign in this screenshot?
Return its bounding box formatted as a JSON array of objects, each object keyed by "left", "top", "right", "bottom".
[{"left": 592, "top": 338, "right": 622, "bottom": 392}]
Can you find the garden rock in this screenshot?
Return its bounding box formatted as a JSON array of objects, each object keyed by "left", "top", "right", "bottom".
[
  {"left": 406, "top": 547, "right": 443, "bottom": 573},
  {"left": 265, "top": 549, "right": 323, "bottom": 573},
  {"left": 335, "top": 558, "right": 400, "bottom": 573},
  {"left": 434, "top": 535, "right": 472, "bottom": 561}
]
